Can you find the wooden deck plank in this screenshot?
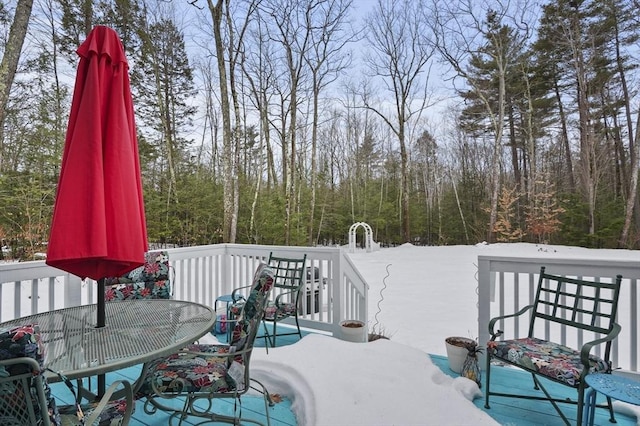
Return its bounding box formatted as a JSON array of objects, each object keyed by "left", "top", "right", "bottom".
[
  {"left": 50, "top": 327, "right": 302, "bottom": 426},
  {"left": 49, "top": 327, "right": 638, "bottom": 425},
  {"left": 430, "top": 354, "right": 637, "bottom": 426}
]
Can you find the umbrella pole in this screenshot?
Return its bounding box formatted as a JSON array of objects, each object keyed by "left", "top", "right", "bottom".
[
  {"left": 97, "top": 277, "right": 106, "bottom": 397},
  {"left": 97, "top": 277, "right": 106, "bottom": 328}
]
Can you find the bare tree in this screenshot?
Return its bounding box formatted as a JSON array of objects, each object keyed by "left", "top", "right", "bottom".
[
  {"left": 362, "top": 0, "right": 436, "bottom": 243},
  {"left": 223, "top": 0, "right": 260, "bottom": 243},
  {"left": 259, "top": 0, "right": 316, "bottom": 244},
  {"left": 303, "top": 0, "right": 353, "bottom": 245},
  {"left": 241, "top": 16, "right": 275, "bottom": 242},
  {"left": 207, "top": 0, "right": 235, "bottom": 242},
  {"left": 0, "top": 0, "right": 34, "bottom": 171}
]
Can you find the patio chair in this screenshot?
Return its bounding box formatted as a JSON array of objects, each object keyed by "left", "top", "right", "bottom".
[
  {"left": 0, "top": 324, "right": 133, "bottom": 426},
  {"left": 85, "top": 250, "right": 172, "bottom": 401},
  {"left": 140, "top": 263, "right": 275, "bottom": 426},
  {"left": 230, "top": 253, "right": 307, "bottom": 347},
  {"left": 484, "top": 267, "right": 623, "bottom": 426},
  {"left": 104, "top": 250, "right": 171, "bottom": 301}
]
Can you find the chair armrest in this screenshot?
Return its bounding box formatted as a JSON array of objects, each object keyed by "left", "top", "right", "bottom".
[
  {"left": 274, "top": 289, "right": 298, "bottom": 308},
  {"left": 183, "top": 346, "right": 254, "bottom": 379},
  {"left": 579, "top": 322, "right": 621, "bottom": 372},
  {"left": 0, "top": 356, "right": 41, "bottom": 371},
  {"left": 231, "top": 285, "right": 250, "bottom": 302},
  {"left": 83, "top": 379, "right": 134, "bottom": 426},
  {"left": 185, "top": 346, "right": 252, "bottom": 358},
  {"left": 488, "top": 304, "right": 534, "bottom": 340},
  {"left": 53, "top": 370, "right": 134, "bottom": 424}
]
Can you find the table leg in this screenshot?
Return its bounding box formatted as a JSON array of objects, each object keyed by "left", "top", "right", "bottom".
[
  {"left": 75, "top": 375, "right": 106, "bottom": 402},
  {"left": 583, "top": 388, "right": 597, "bottom": 426},
  {"left": 98, "top": 373, "right": 106, "bottom": 398}
]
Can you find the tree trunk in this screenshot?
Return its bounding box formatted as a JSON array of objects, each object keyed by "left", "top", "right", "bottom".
[
  {"left": 614, "top": 12, "right": 639, "bottom": 247},
  {"left": 620, "top": 109, "right": 640, "bottom": 248},
  {"left": 398, "top": 124, "right": 410, "bottom": 243},
  {"left": 225, "top": 0, "right": 241, "bottom": 243},
  {"left": 308, "top": 83, "right": 319, "bottom": 246},
  {"left": 208, "top": 0, "right": 235, "bottom": 243},
  {"left": 0, "top": 0, "right": 34, "bottom": 171},
  {"left": 487, "top": 54, "right": 507, "bottom": 244},
  {"left": 549, "top": 75, "right": 575, "bottom": 191}
]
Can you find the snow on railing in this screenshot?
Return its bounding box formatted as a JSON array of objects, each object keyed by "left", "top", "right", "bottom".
[{"left": 477, "top": 255, "right": 640, "bottom": 372}]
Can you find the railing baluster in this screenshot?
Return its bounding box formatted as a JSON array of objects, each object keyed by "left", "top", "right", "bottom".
[
  {"left": 2, "top": 246, "right": 635, "bottom": 373},
  {"left": 478, "top": 255, "right": 639, "bottom": 373}
]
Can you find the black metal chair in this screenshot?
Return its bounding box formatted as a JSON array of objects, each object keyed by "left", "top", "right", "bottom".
[
  {"left": 231, "top": 253, "right": 307, "bottom": 347},
  {"left": 484, "top": 266, "right": 623, "bottom": 425}
]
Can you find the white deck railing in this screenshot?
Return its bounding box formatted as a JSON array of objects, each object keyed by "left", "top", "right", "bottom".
[
  {"left": 477, "top": 256, "right": 640, "bottom": 372},
  {"left": 2, "top": 245, "right": 637, "bottom": 367},
  {"left": 0, "top": 244, "right": 368, "bottom": 338}
]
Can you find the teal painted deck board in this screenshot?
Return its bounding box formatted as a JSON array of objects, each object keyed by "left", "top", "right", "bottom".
[
  {"left": 49, "top": 327, "right": 638, "bottom": 425},
  {"left": 50, "top": 326, "right": 304, "bottom": 426},
  {"left": 430, "top": 354, "right": 637, "bottom": 426}
]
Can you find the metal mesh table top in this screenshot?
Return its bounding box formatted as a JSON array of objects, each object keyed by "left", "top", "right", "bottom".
[
  {"left": 0, "top": 300, "right": 215, "bottom": 380},
  {"left": 586, "top": 374, "right": 640, "bottom": 406}
]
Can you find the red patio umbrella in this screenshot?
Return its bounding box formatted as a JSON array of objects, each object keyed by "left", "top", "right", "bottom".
[{"left": 46, "top": 26, "right": 148, "bottom": 328}]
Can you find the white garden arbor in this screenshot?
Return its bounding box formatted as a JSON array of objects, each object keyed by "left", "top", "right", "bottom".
[{"left": 348, "top": 222, "right": 380, "bottom": 253}]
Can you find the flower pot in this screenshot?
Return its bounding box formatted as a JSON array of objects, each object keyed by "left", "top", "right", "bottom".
[
  {"left": 445, "top": 336, "right": 476, "bottom": 374},
  {"left": 340, "top": 320, "right": 366, "bottom": 342}
]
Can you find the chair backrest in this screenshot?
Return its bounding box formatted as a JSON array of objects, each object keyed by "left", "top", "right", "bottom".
[
  {"left": 0, "top": 325, "right": 60, "bottom": 426},
  {"left": 529, "top": 267, "right": 623, "bottom": 338},
  {"left": 268, "top": 252, "right": 306, "bottom": 296},
  {"left": 228, "top": 264, "right": 274, "bottom": 363},
  {"left": 104, "top": 250, "right": 171, "bottom": 300}
]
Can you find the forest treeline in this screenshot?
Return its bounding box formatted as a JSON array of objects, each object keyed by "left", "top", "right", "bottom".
[{"left": 1, "top": 0, "right": 639, "bottom": 261}]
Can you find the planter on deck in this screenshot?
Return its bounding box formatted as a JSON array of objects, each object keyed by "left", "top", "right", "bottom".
[
  {"left": 445, "top": 336, "right": 476, "bottom": 374},
  {"left": 339, "top": 320, "right": 367, "bottom": 343}
]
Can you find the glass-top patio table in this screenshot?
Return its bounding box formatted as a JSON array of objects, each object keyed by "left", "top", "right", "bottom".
[{"left": 0, "top": 300, "right": 215, "bottom": 389}]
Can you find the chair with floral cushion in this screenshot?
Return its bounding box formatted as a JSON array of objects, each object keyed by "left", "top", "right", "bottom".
[
  {"left": 0, "top": 324, "right": 133, "bottom": 426},
  {"left": 140, "top": 263, "right": 275, "bottom": 426},
  {"left": 484, "top": 266, "right": 623, "bottom": 426},
  {"left": 104, "top": 250, "right": 171, "bottom": 301},
  {"left": 96, "top": 250, "right": 171, "bottom": 400},
  {"left": 230, "top": 252, "right": 307, "bottom": 347}
]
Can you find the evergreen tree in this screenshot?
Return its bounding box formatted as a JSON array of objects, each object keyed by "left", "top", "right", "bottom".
[{"left": 130, "top": 15, "right": 196, "bottom": 242}]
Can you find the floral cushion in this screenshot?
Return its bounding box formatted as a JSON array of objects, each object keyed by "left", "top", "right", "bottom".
[
  {"left": 0, "top": 325, "right": 131, "bottom": 426},
  {"left": 228, "top": 301, "right": 244, "bottom": 318},
  {"left": 143, "top": 344, "right": 235, "bottom": 394},
  {"left": 105, "top": 250, "right": 171, "bottom": 301},
  {"left": 486, "top": 337, "right": 610, "bottom": 387},
  {"left": 230, "top": 298, "right": 297, "bottom": 322},
  {"left": 264, "top": 301, "right": 297, "bottom": 320},
  {"left": 0, "top": 324, "right": 61, "bottom": 426},
  {"left": 144, "top": 264, "right": 274, "bottom": 395}
]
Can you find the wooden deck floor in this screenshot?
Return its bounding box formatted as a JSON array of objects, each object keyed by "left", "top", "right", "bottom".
[
  {"left": 430, "top": 355, "right": 637, "bottom": 426},
  {"left": 50, "top": 327, "right": 638, "bottom": 425}
]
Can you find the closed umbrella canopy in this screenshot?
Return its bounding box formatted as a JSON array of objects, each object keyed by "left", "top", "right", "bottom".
[{"left": 46, "top": 26, "right": 148, "bottom": 324}]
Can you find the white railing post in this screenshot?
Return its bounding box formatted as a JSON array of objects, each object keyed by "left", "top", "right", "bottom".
[
  {"left": 65, "top": 274, "right": 83, "bottom": 307},
  {"left": 331, "top": 250, "right": 343, "bottom": 336},
  {"left": 221, "top": 245, "right": 232, "bottom": 297},
  {"left": 477, "top": 257, "right": 492, "bottom": 369}
]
